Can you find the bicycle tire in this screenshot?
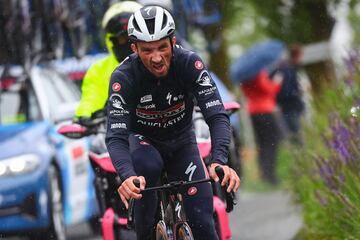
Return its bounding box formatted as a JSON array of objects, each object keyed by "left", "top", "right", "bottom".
[
  {"left": 156, "top": 221, "right": 170, "bottom": 240},
  {"left": 176, "top": 223, "right": 194, "bottom": 240}
]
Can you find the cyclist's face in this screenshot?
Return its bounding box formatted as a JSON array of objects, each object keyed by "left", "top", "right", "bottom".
[{"left": 131, "top": 37, "right": 176, "bottom": 78}]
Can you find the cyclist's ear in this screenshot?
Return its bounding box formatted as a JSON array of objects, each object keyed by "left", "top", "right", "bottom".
[
  {"left": 171, "top": 36, "right": 176, "bottom": 46},
  {"left": 131, "top": 43, "right": 138, "bottom": 54}
]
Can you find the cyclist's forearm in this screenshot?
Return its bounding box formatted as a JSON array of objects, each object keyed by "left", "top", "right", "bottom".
[
  {"left": 106, "top": 136, "right": 136, "bottom": 180},
  {"left": 206, "top": 113, "right": 231, "bottom": 164}
]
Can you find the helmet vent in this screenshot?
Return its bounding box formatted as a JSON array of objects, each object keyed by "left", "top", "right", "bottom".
[
  {"left": 162, "top": 14, "right": 168, "bottom": 29},
  {"left": 132, "top": 18, "right": 141, "bottom": 32},
  {"left": 145, "top": 19, "right": 155, "bottom": 35}
]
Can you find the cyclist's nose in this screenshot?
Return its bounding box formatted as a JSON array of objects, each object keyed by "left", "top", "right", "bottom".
[{"left": 151, "top": 51, "right": 162, "bottom": 63}]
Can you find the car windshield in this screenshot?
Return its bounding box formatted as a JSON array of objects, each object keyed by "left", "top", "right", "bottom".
[
  {"left": 38, "top": 68, "right": 80, "bottom": 121},
  {"left": 0, "top": 77, "right": 41, "bottom": 125}
]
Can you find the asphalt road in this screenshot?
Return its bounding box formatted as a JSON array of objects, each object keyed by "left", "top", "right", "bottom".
[
  {"left": 229, "top": 190, "right": 303, "bottom": 240},
  {"left": 4, "top": 190, "right": 302, "bottom": 240}
]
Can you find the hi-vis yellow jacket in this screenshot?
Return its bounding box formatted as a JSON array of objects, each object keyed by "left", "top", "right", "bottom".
[{"left": 75, "top": 54, "right": 118, "bottom": 117}]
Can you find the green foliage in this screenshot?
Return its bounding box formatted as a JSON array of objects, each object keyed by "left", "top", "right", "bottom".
[
  {"left": 288, "top": 58, "right": 360, "bottom": 238},
  {"left": 349, "top": 4, "right": 360, "bottom": 46}
]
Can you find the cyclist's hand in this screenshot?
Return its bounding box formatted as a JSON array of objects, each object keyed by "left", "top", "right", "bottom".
[
  {"left": 209, "top": 163, "right": 241, "bottom": 193},
  {"left": 117, "top": 176, "right": 146, "bottom": 209}
]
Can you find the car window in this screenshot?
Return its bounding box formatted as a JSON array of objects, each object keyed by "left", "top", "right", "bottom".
[
  {"left": 38, "top": 68, "right": 80, "bottom": 121},
  {"left": 40, "top": 69, "right": 80, "bottom": 105},
  {"left": 0, "top": 79, "right": 42, "bottom": 125}
]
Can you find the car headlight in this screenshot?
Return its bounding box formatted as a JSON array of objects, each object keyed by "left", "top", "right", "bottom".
[{"left": 0, "top": 154, "right": 40, "bottom": 177}]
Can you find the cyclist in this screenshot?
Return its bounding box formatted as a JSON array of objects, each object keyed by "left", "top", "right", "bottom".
[
  {"left": 74, "top": 1, "right": 143, "bottom": 123},
  {"left": 106, "top": 6, "right": 241, "bottom": 240}
]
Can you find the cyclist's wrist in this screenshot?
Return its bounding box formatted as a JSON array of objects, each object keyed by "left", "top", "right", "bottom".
[{"left": 209, "top": 159, "right": 226, "bottom": 166}]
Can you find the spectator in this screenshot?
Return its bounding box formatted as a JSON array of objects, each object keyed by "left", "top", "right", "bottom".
[
  {"left": 275, "top": 43, "right": 305, "bottom": 145},
  {"left": 241, "top": 70, "right": 282, "bottom": 185}
]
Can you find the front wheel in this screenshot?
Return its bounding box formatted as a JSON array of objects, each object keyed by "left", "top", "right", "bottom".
[
  {"left": 176, "top": 223, "right": 194, "bottom": 240},
  {"left": 156, "top": 221, "right": 171, "bottom": 240}
]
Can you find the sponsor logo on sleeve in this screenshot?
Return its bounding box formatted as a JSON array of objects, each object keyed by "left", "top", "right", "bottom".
[
  {"left": 140, "top": 94, "right": 152, "bottom": 103},
  {"left": 112, "top": 82, "right": 121, "bottom": 92},
  {"left": 110, "top": 93, "right": 126, "bottom": 110},
  {"left": 205, "top": 100, "right": 222, "bottom": 108},
  {"left": 109, "top": 109, "right": 129, "bottom": 116},
  {"left": 196, "top": 70, "right": 212, "bottom": 87},
  {"left": 110, "top": 123, "right": 127, "bottom": 129},
  {"left": 195, "top": 60, "right": 203, "bottom": 70}
]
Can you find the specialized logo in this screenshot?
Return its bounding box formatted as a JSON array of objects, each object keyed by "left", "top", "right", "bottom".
[
  {"left": 195, "top": 60, "right": 203, "bottom": 70},
  {"left": 166, "top": 92, "right": 172, "bottom": 105},
  {"left": 140, "top": 94, "right": 152, "bottom": 103},
  {"left": 144, "top": 7, "right": 155, "bottom": 16},
  {"left": 110, "top": 93, "right": 126, "bottom": 110},
  {"left": 175, "top": 202, "right": 182, "bottom": 219},
  {"left": 185, "top": 162, "right": 197, "bottom": 181},
  {"left": 187, "top": 187, "right": 198, "bottom": 196},
  {"left": 112, "top": 82, "right": 121, "bottom": 92},
  {"left": 196, "top": 70, "right": 212, "bottom": 87}
]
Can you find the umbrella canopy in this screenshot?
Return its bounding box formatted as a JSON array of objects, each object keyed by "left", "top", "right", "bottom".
[{"left": 230, "top": 40, "right": 285, "bottom": 84}]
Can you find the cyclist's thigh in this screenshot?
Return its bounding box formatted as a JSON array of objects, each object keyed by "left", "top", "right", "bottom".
[
  {"left": 166, "top": 141, "right": 208, "bottom": 182},
  {"left": 129, "top": 133, "right": 163, "bottom": 185},
  {"left": 166, "top": 142, "right": 218, "bottom": 240},
  {"left": 129, "top": 134, "right": 162, "bottom": 239}
]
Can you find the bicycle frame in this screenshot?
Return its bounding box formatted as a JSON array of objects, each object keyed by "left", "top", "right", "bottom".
[{"left": 128, "top": 176, "right": 219, "bottom": 240}]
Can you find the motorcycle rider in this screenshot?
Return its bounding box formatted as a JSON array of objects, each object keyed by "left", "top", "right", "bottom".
[
  {"left": 74, "top": 1, "right": 143, "bottom": 123},
  {"left": 106, "top": 6, "right": 241, "bottom": 240}
]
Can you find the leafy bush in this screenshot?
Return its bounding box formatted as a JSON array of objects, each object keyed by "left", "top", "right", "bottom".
[{"left": 290, "top": 51, "right": 360, "bottom": 239}]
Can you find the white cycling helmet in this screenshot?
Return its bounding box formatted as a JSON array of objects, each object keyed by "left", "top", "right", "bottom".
[{"left": 127, "top": 6, "right": 175, "bottom": 42}]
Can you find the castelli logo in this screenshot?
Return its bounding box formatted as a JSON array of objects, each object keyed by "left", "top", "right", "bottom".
[
  {"left": 112, "top": 82, "right": 121, "bottom": 92},
  {"left": 195, "top": 61, "right": 203, "bottom": 70},
  {"left": 187, "top": 187, "right": 198, "bottom": 196}
]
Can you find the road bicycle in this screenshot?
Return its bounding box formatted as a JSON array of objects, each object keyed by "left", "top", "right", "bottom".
[
  {"left": 58, "top": 101, "right": 239, "bottom": 239},
  {"left": 127, "top": 166, "right": 234, "bottom": 240}
]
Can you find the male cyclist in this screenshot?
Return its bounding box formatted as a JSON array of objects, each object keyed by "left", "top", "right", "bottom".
[
  {"left": 74, "top": 1, "right": 142, "bottom": 123},
  {"left": 106, "top": 6, "right": 240, "bottom": 240}
]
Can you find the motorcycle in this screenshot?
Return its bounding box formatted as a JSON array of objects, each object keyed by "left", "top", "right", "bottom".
[
  {"left": 58, "top": 112, "right": 134, "bottom": 240},
  {"left": 57, "top": 101, "right": 240, "bottom": 240}
]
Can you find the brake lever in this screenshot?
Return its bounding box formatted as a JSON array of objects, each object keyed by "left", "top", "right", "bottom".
[
  {"left": 215, "top": 166, "right": 237, "bottom": 213},
  {"left": 127, "top": 179, "right": 141, "bottom": 229}
]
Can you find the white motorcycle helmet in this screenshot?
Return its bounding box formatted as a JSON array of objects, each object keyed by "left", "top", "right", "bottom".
[{"left": 127, "top": 6, "right": 175, "bottom": 42}]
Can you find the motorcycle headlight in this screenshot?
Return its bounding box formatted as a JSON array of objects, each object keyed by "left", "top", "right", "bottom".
[{"left": 0, "top": 154, "right": 40, "bottom": 177}]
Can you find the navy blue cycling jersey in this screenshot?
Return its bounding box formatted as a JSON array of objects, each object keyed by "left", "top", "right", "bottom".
[{"left": 106, "top": 45, "right": 230, "bottom": 180}]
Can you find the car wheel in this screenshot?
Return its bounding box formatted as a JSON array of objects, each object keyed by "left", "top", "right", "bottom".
[
  {"left": 27, "top": 165, "right": 66, "bottom": 240},
  {"left": 46, "top": 165, "right": 66, "bottom": 240}
]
